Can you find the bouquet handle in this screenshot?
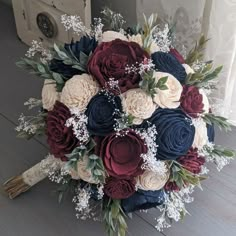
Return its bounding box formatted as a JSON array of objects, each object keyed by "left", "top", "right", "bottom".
[{"left": 3, "top": 156, "right": 63, "bottom": 199}]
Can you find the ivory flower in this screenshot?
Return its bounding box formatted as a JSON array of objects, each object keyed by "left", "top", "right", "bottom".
[
  {"left": 153, "top": 72, "right": 183, "bottom": 109},
  {"left": 102, "top": 31, "right": 128, "bottom": 42},
  {"left": 128, "top": 34, "right": 143, "bottom": 47},
  {"left": 136, "top": 168, "right": 170, "bottom": 191},
  {"left": 150, "top": 41, "right": 160, "bottom": 54},
  {"left": 121, "top": 88, "right": 157, "bottom": 125},
  {"left": 199, "top": 89, "right": 210, "bottom": 113},
  {"left": 42, "top": 79, "right": 60, "bottom": 111},
  {"left": 183, "top": 64, "right": 195, "bottom": 74},
  {"left": 60, "top": 74, "right": 100, "bottom": 111},
  {"left": 192, "top": 118, "right": 208, "bottom": 150},
  {"left": 69, "top": 156, "right": 99, "bottom": 184}
]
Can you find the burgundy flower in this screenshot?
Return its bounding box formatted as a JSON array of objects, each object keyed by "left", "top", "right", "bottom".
[
  {"left": 88, "top": 39, "right": 149, "bottom": 94},
  {"left": 164, "top": 181, "right": 180, "bottom": 192},
  {"left": 46, "top": 101, "right": 80, "bottom": 161},
  {"left": 177, "top": 148, "right": 205, "bottom": 174},
  {"left": 104, "top": 177, "right": 136, "bottom": 199},
  {"left": 169, "top": 48, "right": 185, "bottom": 64},
  {"left": 180, "top": 85, "right": 204, "bottom": 118},
  {"left": 100, "top": 129, "right": 147, "bottom": 179}
]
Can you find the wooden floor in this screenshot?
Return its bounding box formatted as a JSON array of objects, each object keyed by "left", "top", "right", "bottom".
[{"left": 0, "top": 3, "right": 236, "bottom": 236}]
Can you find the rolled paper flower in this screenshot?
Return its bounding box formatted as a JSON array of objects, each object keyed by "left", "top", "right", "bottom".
[
  {"left": 60, "top": 74, "right": 100, "bottom": 111},
  {"left": 164, "top": 181, "right": 180, "bottom": 192},
  {"left": 102, "top": 31, "right": 128, "bottom": 42},
  {"left": 151, "top": 51, "right": 187, "bottom": 83},
  {"left": 121, "top": 189, "right": 165, "bottom": 213},
  {"left": 182, "top": 64, "right": 195, "bottom": 74},
  {"left": 128, "top": 34, "right": 143, "bottom": 47},
  {"left": 192, "top": 118, "right": 208, "bottom": 150},
  {"left": 153, "top": 72, "right": 183, "bottom": 109},
  {"left": 169, "top": 48, "right": 185, "bottom": 64},
  {"left": 104, "top": 177, "right": 136, "bottom": 199},
  {"left": 136, "top": 167, "right": 170, "bottom": 191},
  {"left": 146, "top": 108, "right": 195, "bottom": 160},
  {"left": 46, "top": 101, "right": 80, "bottom": 160},
  {"left": 85, "top": 93, "right": 122, "bottom": 136},
  {"left": 100, "top": 129, "right": 147, "bottom": 179},
  {"left": 42, "top": 79, "right": 60, "bottom": 111},
  {"left": 121, "top": 88, "right": 156, "bottom": 125},
  {"left": 180, "top": 85, "right": 204, "bottom": 118},
  {"left": 177, "top": 148, "right": 205, "bottom": 174},
  {"left": 207, "top": 124, "right": 215, "bottom": 142},
  {"left": 88, "top": 39, "right": 149, "bottom": 94},
  {"left": 69, "top": 156, "right": 99, "bottom": 184}
]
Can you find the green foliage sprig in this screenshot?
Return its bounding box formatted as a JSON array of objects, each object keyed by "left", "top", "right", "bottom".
[
  {"left": 186, "top": 63, "right": 223, "bottom": 87},
  {"left": 104, "top": 199, "right": 128, "bottom": 236},
  {"left": 16, "top": 57, "right": 65, "bottom": 92},
  {"left": 185, "top": 35, "right": 209, "bottom": 66},
  {"left": 204, "top": 145, "right": 236, "bottom": 159},
  {"left": 203, "top": 113, "right": 232, "bottom": 132},
  {"left": 65, "top": 138, "right": 96, "bottom": 169},
  {"left": 168, "top": 161, "right": 206, "bottom": 189},
  {"left": 53, "top": 43, "right": 89, "bottom": 72},
  {"left": 87, "top": 154, "right": 106, "bottom": 183},
  {"left": 140, "top": 71, "right": 168, "bottom": 98}
]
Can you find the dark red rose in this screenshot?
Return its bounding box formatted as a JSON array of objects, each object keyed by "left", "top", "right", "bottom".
[
  {"left": 164, "top": 181, "right": 180, "bottom": 192},
  {"left": 177, "top": 148, "right": 205, "bottom": 174},
  {"left": 46, "top": 101, "right": 80, "bottom": 161},
  {"left": 100, "top": 129, "right": 147, "bottom": 178},
  {"left": 88, "top": 39, "right": 149, "bottom": 93},
  {"left": 180, "top": 85, "right": 204, "bottom": 118},
  {"left": 104, "top": 177, "right": 135, "bottom": 199},
  {"left": 169, "top": 48, "right": 185, "bottom": 64}
]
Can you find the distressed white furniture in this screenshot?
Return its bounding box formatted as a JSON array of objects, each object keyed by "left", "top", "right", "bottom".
[{"left": 12, "top": 0, "right": 91, "bottom": 46}]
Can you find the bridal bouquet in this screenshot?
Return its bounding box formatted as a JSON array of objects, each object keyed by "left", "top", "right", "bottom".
[{"left": 4, "top": 8, "right": 235, "bottom": 235}]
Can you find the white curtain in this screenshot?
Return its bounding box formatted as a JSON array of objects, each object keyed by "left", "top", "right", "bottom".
[{"left": 136, "top": 0, "right": 236, "bottom": 125}]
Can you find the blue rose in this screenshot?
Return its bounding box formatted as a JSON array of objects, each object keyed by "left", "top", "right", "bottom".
[
  {"left": 65, "top": 36, "right": 98, "bottom": 58},
  {"left": 85, "top": 93, "right": 122, "bottom": 136},
  {"left": 121, "top": 189, "right": 165, "bottom": 213},
  {"left": 146, "top": 108, "right": 195, "bottom": 160},
  {"left": 207, "top": 124, "right": 215, "bottom": 142},
  {"left": 50, "top": 36, "right": 98, "bottom": 79},
  {"left": 151, "top": 51, "right": 187, "bottom": 83}
]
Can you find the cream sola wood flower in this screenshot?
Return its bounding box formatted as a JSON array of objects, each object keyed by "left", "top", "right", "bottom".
[
  {"left": 121, "top": 88, "right": 157, "bottom": 125},
  {"left": 60, "top": 74, "right": 100, "bottom": 111},
  {"left": 136, "top": 166, "right": 170, "bottom": 191},
  {"left": 192, "top": 118, "right": 208, "bottom": 150},
  {"left": 42, "top": 79, "right": 60, "bottom": 111},
  {"left": 153, "top": 72, "right": 183, "bottom": 109},
  {"left": 68, "top": 155, "right": 99, "bottom": 184},
  {"left": 101, "top": 31, "right": 128, "bottom": 42}
]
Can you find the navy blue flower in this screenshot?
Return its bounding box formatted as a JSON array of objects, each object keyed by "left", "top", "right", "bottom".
[
  {"left": 151, "top": 51, "right": 187, "bottom": 83},
  {"left": 65, "top": 36, "right": 98, "bottom": 59},
  {"left": 121, "top": 189, "right": 165, "bottom": 213},
  {"left": 85, "top": 93, "right": 122, "bottom": 136},
  {"left": 146, "top": 108, "right": 195, "bottom": 160},
  {"left": 50, "top": 36, "right": 98, "bottom": 79},
  {"left": 207, "top": 124, "right": 215, "bottom": 142},
  {"left": 50, "top": 60, "right": 80, "bottom": 79}
]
